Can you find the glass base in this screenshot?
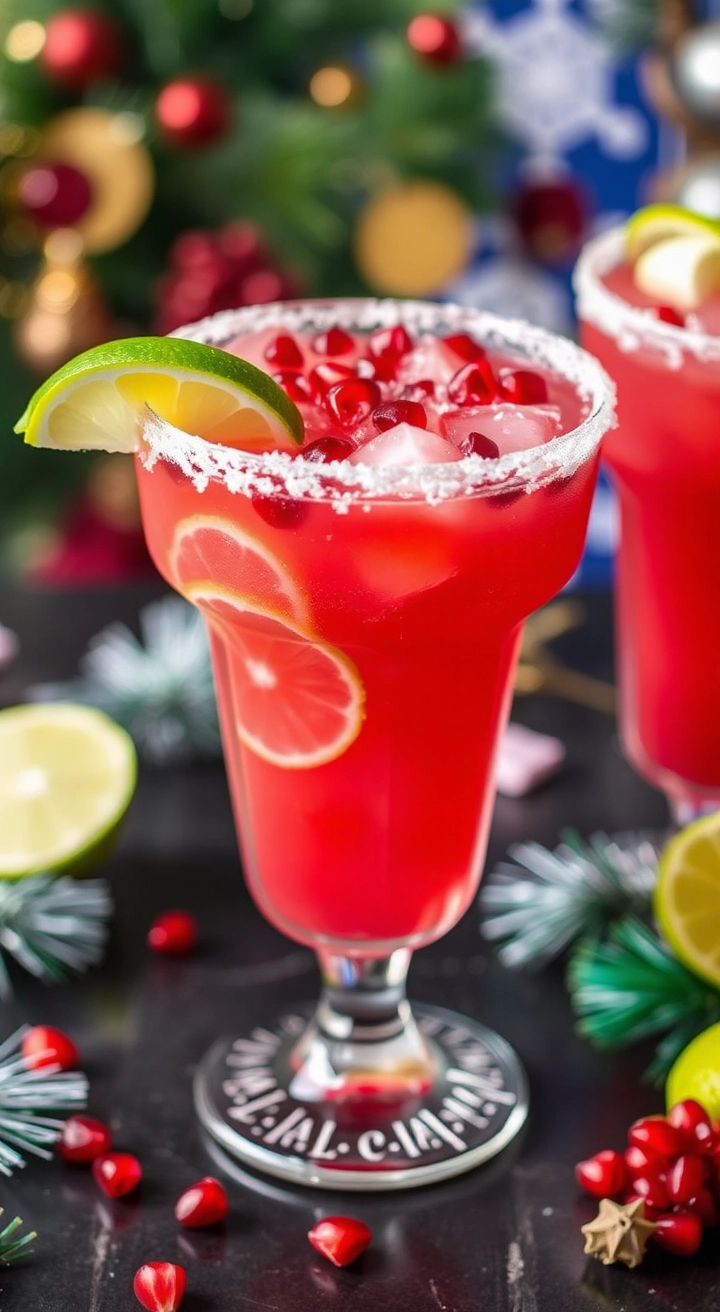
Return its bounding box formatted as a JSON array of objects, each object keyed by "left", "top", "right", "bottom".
[{"left": 194, "top": 1004, "right": 528, "bottom": 1191}]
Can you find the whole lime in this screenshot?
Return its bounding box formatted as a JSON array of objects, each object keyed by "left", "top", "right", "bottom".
[{"left": 666, "top": 1022, "right": 720, "bottom": 1119}]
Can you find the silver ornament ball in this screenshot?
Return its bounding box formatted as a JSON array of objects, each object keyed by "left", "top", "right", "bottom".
[
  {"left": 673, "top": 156, "right": 720, "bottom": 221},
  {"left": 672, "top": 21, "right": 720, "bottom": 126}
]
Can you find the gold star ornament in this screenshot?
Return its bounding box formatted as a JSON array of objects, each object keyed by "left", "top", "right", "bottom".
[{"left": 581, "top": 1198, "right": 657, "bottom": 1269}]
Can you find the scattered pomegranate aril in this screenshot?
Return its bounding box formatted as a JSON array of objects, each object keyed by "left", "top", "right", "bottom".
[
  {"left": 500, "top": 369, "right": 549, "bottom": 405},
  {"left": 462, "top": 431, "right": 500, "bottom": 459},
  {"left": 575, "top": 1149, "right": 628, "bottom": 1200},
  {"left": 147, "top": 910, "right": 197, "bottom": 957},
  {"left": 367, "top": 325, "right": 413, "bottom": 364},
  {"left": 312, "top": 328, "right": 354, "bottom": 357},
  {"left": 308, "top": 362, "right": 355, "bottom": 400},
  {"left": 302, "top": 437, "right": 354, "bottom": 463},
  {"left": 655, "top": 305, "right": 685, "bottom": 327},
  {"left": 628, "top": 1116, "right": 683, "bottom": 1160},
  {"left": 625, "top": 1144, "right": 667, "bottom": 1178},
  {"left": 93, "top": 1152, "right": 142, "bottom": 1199},
  {"left": 263, "top": 333, "right": 304, "bottom": 369},
  {"left": 402, "top": 379, "right": 435, "bottom": 400},
  {"left": 372, "top": 400, "right": 427, "bottom": 432},
  {"left": 252, "top": 492, "right": 308, "bottom": 529},
  {"left": 58, "top": 1114, "right": 112, "bottom": 1164},
  {"left": 688, "top": 1186, "right": 718, "bottom": 1228},
  {"left": 325, "top": 378, "right": 381, "bottom": 426},
  {"left": 667, "top": 1154, "right": 707, "bottom": 1205},
  {"left": 668, "top": 1100, "right": 715, "bottom": 1153},
  {"left": 272, "top": 370, "right": 312, "bottom": 403},
  {"left": 308, "top": 1215, "right": 372, "bottom": 1268},
  {"left": 174, "top": 1176, "right": 229, "bottom": 1229},
  {"left": 447, "top": 361, "right": 498, "bottom": 406},
  {"left": 632, "top": 1173, "right": 671, "bottom": 1211},
  {"left": 133, "top": 1262, "right": 186, "bottom": 1312},
  {"left": 653, "top": 1209, "right": 703, "bottom": 1257},
  {"left": 443, "top": 332, "right": 486, "bottom": 363},
  {"left": 21, "top": 1025, "right": 79, "bottom": 1072}
]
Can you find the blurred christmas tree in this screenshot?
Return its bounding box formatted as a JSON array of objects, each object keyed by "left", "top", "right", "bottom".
[{"left": 0, "top": 1, "right": 496, "bottom": 571}]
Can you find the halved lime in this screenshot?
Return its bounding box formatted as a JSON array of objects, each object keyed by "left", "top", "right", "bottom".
[
  {"left": 626, "top": 204, "right": 720, "bottom": 262},
  {"left": 654, "top": 812, "right": 720, "bottom": 988},
  {"left": 14, "top": 336, "right": 303, "bottom": 455},
  {"left": 0, "top": 703, "right": 137, "bottom": 878}
]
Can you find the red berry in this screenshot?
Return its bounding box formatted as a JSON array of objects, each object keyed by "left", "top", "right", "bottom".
[
  {"left": 308, "top": 362, "right": 355, "bottom": 400},
  {"left": 688, "top": 1186, "right": 718, "bottom": 1228},
  {"left": 668, "top": 1100, "right": 715, "bottom": 1153},
  {"left": 272, "top": 371, "right": 312, "bottom": 403},
  {"left": 653, "top": 1209, "right": 703, "bottom": 1256},
  {"left": 311, "top": 328, "right": 354, "bottom": 357},
  {"left": 147, "top": 911, "right": 197, "bottom": 957},
  {"left": 21, "top": 1026, "right": 78, "bottom": 1072},
  {"left": 174, "top": 1176, "right": 229, "bottom": 1229},
  {"left": 308, "top": 1215, "right": 372, "bottom": 1267},
  {"left": 628, "top": 1116, "right": 683, "bottom": 1160},
  {"left": 367, "top": 325, "right": 414, "bottom": 364},
  {"left": 668, "top": 1154, "right": 707, "bottom": 1205},
  {"left": 407, "top": 14, "right": 461, "bottom": 65},
  {"left": 633, "top": 1172, "right": 671, "bottom": 1211},
  {"left": 301, "top": 437, "right": 354, "bottom": 463},
  {"left": 655, "top": 305, "right": 685, "bottom": 327},
  {"left": 372, "top": 400, "right": 427, "bottom": 432},
  {"left": 574, "top": 1149, "right": 628, "bottom": 1200},
  {"left": 442, "top": 333, "right": 486, "bottom": 363},
  {"left": 133, "top": 1262, "right": 186, "bottom": 1312},
  {"left": 264, "top": 334, "right": 303, "bottom": 369},
  {"left": 460, "top": 431, "right": 500, "bottom": 459},
  {"left": 58, "top": 1114, "right": 112, "bottom": 1164},
  {"left": 447, "top": 361, "right": 499, "bottom": 406},
  {"left": 252, "top": 493, "right": 308, "bottom": 529},
  {"left": 500, "top": 369, "right": 549, "bottom": 405},
  {"left": 326, "top": 378, "right": 381, "bottom": 426},
  {"left": 93, "top": 1152, "right": 142, "bottom": 1199}
]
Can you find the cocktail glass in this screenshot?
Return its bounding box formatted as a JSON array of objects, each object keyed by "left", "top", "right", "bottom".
[
  {"left": 575, "top": 228, "right": 720, "bottom": 825},
  {"left": 135, "top": 299, "right": 613, "bottom": 1190}
]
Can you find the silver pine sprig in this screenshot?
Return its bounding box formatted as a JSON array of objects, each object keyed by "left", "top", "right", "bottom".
[
  {"left": 0, "top": 875, "right": 112, "bottom": 1000},
  {"left": 0, "top": 1026, "right": 88, "bottom": 1176},
  {"left": 0, "top": 1209, "right": 36, "bottom": 1265},
  {"left": 480, "top": 830, "right": 661, "bottom": 969}
]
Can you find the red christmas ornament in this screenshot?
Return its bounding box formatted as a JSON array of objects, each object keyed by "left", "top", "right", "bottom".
[
  {"left": 407, "top": 14, "right": 462, "bottom": 65},
  {"left": 514, "top": 177, "right": 588, "bottom": 265},
  {"left": 156, "top": 77, "right": 231, "bottom": 148},
  {"left": 58, "top": 1114, "right": 112, "bottom": 1163},
  {"left": 133, "top": 1262, "right": 186, "bottom": 1312},
  {"left": 174, "top": 1177, "right": 229, "bottom": 1229},
  {"left": 18, "top": 162, "right": 93, "bottom": 229},
  {"left": 93, "top": 1151, "right": 142, "bottom": 1198},
  {"left": 308, "top": 1216, "right": 373, "bottom": 1267},
  {"left": 21, "top": 1025, "right": 79, "bottom": 1072},
  {"left": 40, "top": 7, "right": 124, "bottom": 88},
  {"left": 147, "top": 910, "right": 197, "bottom": 957}
]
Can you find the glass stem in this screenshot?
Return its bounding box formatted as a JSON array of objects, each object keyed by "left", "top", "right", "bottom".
[{"left": 289, "top": 949, "right": 436, "bottom": 1101}]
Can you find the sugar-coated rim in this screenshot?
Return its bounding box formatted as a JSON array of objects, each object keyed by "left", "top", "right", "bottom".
[
  {"left": 139, "top": 299, "right": 616, "bottom": 505},
  {"left": 573, "top": 225, "right": 720, "bottom": 366}
]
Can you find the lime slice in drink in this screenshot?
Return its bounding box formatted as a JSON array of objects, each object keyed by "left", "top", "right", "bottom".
[
  {"left": 654, "top": 812, "right": 720, "bottom": 988},
  {"left": 0, "top": 703, "right": 137, "bottom": 878},
  {"left": 634, "top": 233, "right": 720, "bottom": 311},
  {"left": 14, "top": 336, "right": 303, "bottom": 455},
  {"left": 626, "top": 204, "right": 720, "bottom": 261}
]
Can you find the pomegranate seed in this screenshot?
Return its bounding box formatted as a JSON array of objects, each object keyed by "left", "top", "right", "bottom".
[
  {"left": 308, "top": 362, "right": 354, "bottom": 400},
  {"left": 623, "top": 1192, "right": 662, "bottom": 1221},
  {"left": 443, "top": 332, "right": 486, "bottom": 363},
  {"left": 263, "top": 334, "right": 303, "bottom": 369},
  {"left": 175, "top": 1176, "right": 229, "bottom": 1229},
  {"left": 500, "top": 369, "right": 549, "bottom": 405},
  {"left": 326, "top": 378, "right": 381, "bottom": 426},
  {"left": 402, "top": 379, "right": 435, "bottom": 400},
  {"left": 372, "top": 400, "right": 427, "bottom": 431},
  {"left": 58, "top": 1114, "right": 112, "bottom": 1163},
  {"left": 133, "top": 1262, "right": 186, "bottom": 1312},
  {"left": 308, "top": 1215, "right": 372, "bottom": 1267},
  {"left": 575, "top": 1149, "right": 628, "bottom": 1200},
  {"left": 367, "top": 325, "right": 413, "bottom": 364},
  {"left": 653, "top": 1209, "right": 703, "bottom": 1256},
  {"left": 272, "top": 371, "right": 312, "bottom": 403},
  {"left": 668, "top": 1154, "right": 707, "bottom": 1205},
  {"left": 447, "top": 361, "right": 498, "bottom": 406},
  {"left": 655, "top": 305, "right": 685, "bottom": 327},
  {"left": 628, "top": 1116, "right": 683, "bottom": 1160},
  {"left": 21, "top": 1026, "right": 78, "bottom": 1072},
  {"left": 302, "top": 437, "right": 354, "bottom": 463},
  {"left": 252, "top": 493, "right": 308, "bottom": 529},
  {"left": 625, "top": 1144, "right": 668, "bottom": 1178},
  {"left": 311, "top": 328, "right": 354, "bottom": 357},
  {"left": 93, "top": 1152, "right": 142, "bottom": 1199},
  {"left": 688, "top": 1186, "right": 719, "bottom": 1228},
  {"left": 668, "top": 1100, "right": 715, "bottom": 1153},
  {"left": 632, "top": 1172, "right": 671, "bottom": 1211},
  {"left": 461, "top": 431, "right": 500, "bottom": 459},
  {"left": 147, "top": 910, "right": 197, "bottom": 957}
]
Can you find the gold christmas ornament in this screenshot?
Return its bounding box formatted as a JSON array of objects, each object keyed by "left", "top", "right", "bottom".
[
  {"left": 354, "top": 180, "right": 473, "bottom": 296},
  {"left": 581, "top": 1198, "right": 657, "bottom": 1269},
  {"left": 309, "top": 64, "right": 364, "bottom": 109},
  {"left": 14, "top": 229, "right": 113, "bottom": 376},
  {"left": 38, "top": 109, "right": 154, "bottom": 253}
]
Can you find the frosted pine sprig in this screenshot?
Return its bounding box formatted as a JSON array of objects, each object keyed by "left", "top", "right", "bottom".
[
  {"left": 0, "top": 875, "right": 112, "bottom": 1000},
  {"left": 0, "top": 1209, "right": 36, "bottom": 1265},
  {"left": 0, "top": 1027, "right": 87, "bottom": 1176}
]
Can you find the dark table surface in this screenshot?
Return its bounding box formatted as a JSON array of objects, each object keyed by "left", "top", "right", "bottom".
[{"left": 1, "top": 582, "right": 714, "bottom": 1312}]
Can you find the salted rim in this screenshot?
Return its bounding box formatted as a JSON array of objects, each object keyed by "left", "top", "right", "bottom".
[
  {"left": 139, "top": 298, "right": 616, "bottom": 506},
  {"left": 573, "top": 225, "right": 720, "bottom": 366}
]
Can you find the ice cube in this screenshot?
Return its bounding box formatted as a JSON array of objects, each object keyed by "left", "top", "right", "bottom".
[
  {"left": 349, "top": 423, "right": 463, "bottom": 467},
  {"left": 443, "top": 404, "right": 562, "bottom": 455},
  {"left": 396, "top": 334, "right": 458, "bottom": 388}
]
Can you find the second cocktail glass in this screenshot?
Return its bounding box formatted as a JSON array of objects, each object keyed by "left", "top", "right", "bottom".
[{"left": 135, "top": 299, "right": 613, "bottom": 1189}]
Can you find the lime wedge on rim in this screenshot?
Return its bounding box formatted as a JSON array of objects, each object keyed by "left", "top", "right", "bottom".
[
  {"left": 626, "top": 204, "right": 720, "bottom": 262},
  {"left": 0, "top": 703, "right": 137, "bottom": 879},
  {"left": 14, "top": 336, "right": 303, "bottom": 454}
]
